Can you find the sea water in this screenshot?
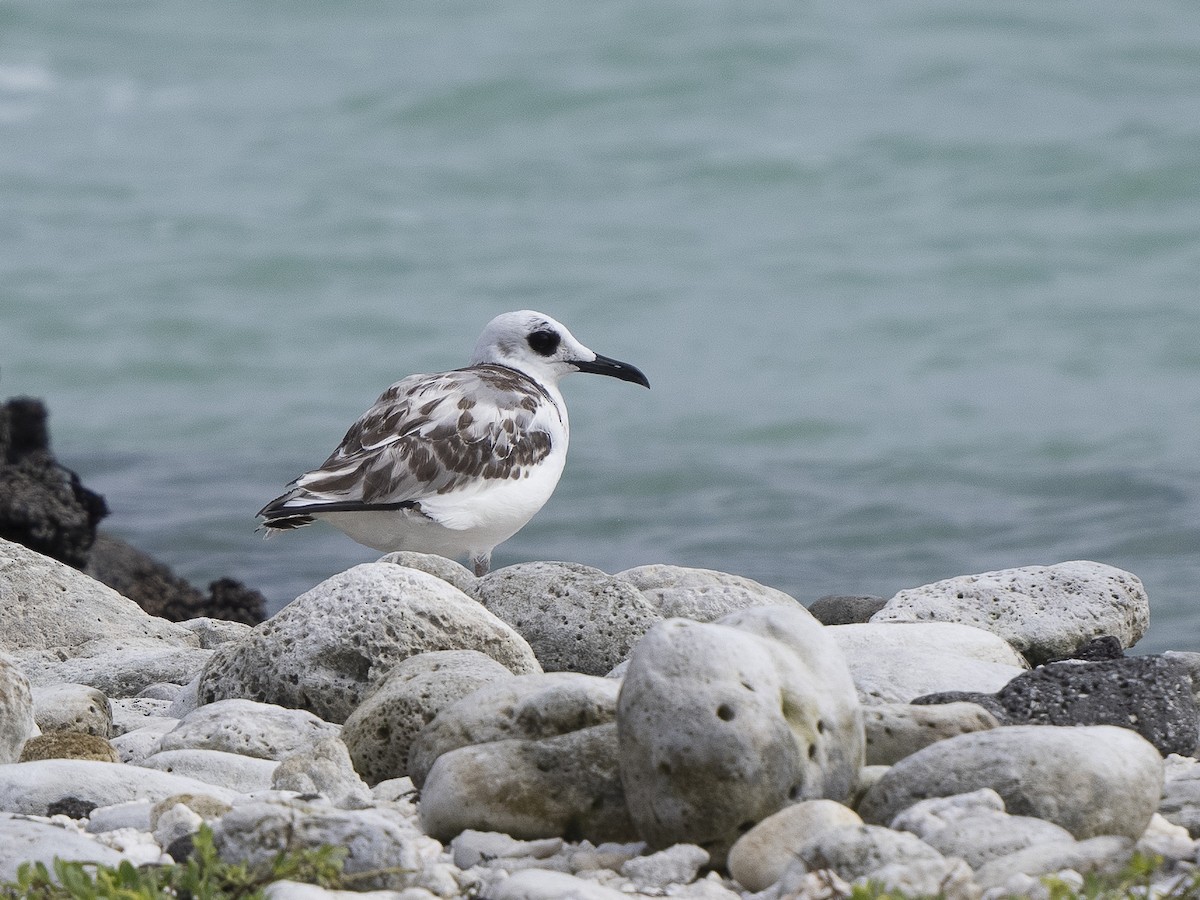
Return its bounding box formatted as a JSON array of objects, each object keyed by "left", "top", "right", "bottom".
[{"left": 4, "top": 1, "right": 1200, "bottom": 652}]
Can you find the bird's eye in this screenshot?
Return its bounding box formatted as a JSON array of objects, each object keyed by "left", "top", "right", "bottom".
[{"left": 527, "top": 329, "right": 561, "bottom": 357}]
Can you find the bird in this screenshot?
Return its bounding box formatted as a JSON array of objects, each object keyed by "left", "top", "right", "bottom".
[{"left": 257, "top": 310, "right": 650, "bottom": 576}]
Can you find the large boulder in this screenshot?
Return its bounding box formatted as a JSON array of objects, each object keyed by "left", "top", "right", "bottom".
[
  {"left": 0, "top": 657, "right": 34, "bottom": 764},
  {"left": 617, "top": 605, "right": 862, "bottom": 866},
  {"left": 472, "top": 562, "right": 663, "bottom": 675},
  {"left": 871, "top": 561, "right": 1150, "bottom": 664},
  {"left": 197, "top": 563, "right": 540, "bottom": 723}
]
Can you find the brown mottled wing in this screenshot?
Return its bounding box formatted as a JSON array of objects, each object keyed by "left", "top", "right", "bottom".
[{"left": 259, "top": 365, "right": 557, "bottom": 518}]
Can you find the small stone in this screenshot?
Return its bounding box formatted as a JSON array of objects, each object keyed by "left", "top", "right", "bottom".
[
  {"left": 159, "top": 698, "right": 341, "bottom": 761},
  {"left": 616, "top": 565, "right": 801, "bottom": 621},
  {"left": 0, "top": 655, "right": 34, "bottom": 764},
  {"left": 487, "top": 869, "right": 629, "bottom": 900},
  {"left": 20, "top": 732, "right": 120, "bottom": 762},
  {"left": 808, "top": 595, "right": 888, "bottom": 625},
  {"left": 973, "top": 835, "right": 1134, "bottom": 890},
  {"left": 138, "top": 748, "right": 279, "bottom": 793},
  {"left": 863, "top": 702, "right": 999, "bottom": 766},
  {"left": 31, "top": 683, "right": 113, "bottom": 737},
  {"left": 620, "top": 843, "right": 709, "bottom": 889},
  {"left": 378, "top": 551, "right": 477, "bottom": 594},
  {"left": 450, "top": 830, "right": 564, "bottom": 869},
  {"left": 272, "top": 736, "right": 372, "bottom": 808},
  {"left": 726, "top": 800, "right": 862, "bottom": 892}
]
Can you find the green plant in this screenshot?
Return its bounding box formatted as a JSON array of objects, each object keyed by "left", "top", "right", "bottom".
[{"left": 0, "top": 826, "right": 347, "bottom": 900}]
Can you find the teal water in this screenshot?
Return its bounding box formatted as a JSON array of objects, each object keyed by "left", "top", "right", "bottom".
[{"left": 4, "top": 2, "right": 1200, "bottom": 653}]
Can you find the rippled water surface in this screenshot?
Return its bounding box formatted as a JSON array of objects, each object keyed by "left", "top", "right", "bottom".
[{"left": 4, "top": 2, "right": 1200, "bottom": 652}]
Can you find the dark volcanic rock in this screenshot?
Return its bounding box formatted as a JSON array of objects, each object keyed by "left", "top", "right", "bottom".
[
  {"left": 0, "top": 397, "right": 108, "bottom": 567},
  {"left": 86, "top": 531, "right": 266, "bottom": 625},
  {"left": 916, "top": 655, "right": 1199, "bottom": 757},
  {"left": 1046, "top": 634, "right": 1125, "bottom": 663},
  {"left": 808, "top": 595, "right": 888, "bottom": 626}
]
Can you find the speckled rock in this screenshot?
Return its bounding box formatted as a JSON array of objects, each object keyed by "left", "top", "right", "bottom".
[
  {"left": 871, "top": 561, "right": 1150, "bottom": 664},
  {"left": 198, "top": 563, "right": 540, "bottom": 723},
  {"left": 727, "top": 800, "right": 863, "bottom": 892},
  {"left": 615, "top": 564, "right": 800, "bottom": 622},
  {"left": 620, "top": 843, "right": 709, "bottom": 890},
  {"left": 159, "top": 698, "right": 340, "bottom": 761},
  {"left": 828, "top": 622, "right": 1027, "bottom": 704},
  {"left": 859, "top": 725, "right": 1163, "bottom": 840},
  {"left": 617, "top": 605, "right": 862, "bottom": 867},
  {"left": 0, "top": 655, "right": 34, "bottom": 764},
  {"left": 863, "top": 702, "right": 999, "bottom": 766},
  {"left": 377, "top": 551, "right": 477, "bottom": 594},
  {"left": 341, "top": 650, "right": 514, "bottom": 785},
  {"left": 808, "top": 595, "right": 888, "bottom": 626},
  {"left": 272, "top": 736, "right": 371, "bottom": 809},
  {"left": 17, "top": 645, "right": 214, "bottom": 698},
  {"left": 409, "top": 672, "right": 620, "bottom": 788},
  {"left": 472, "top": 562, "right": 663, "bottom": 676},
  {"left": 31, "top": 683, "right": 112, "bottom": 737},
  {"left": 19, "top": 732, "right": 120, "bottom": 762},
  {"left": 138, "top": 748, "right": 279, "bottom": 792},
  {"left": 0, "top": 537, "right": 197, "bottom": 655}
]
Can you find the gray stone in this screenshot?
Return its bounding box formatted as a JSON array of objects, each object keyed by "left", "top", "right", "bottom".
[
  {"left": 198, "top": 563, "right": 540, "bottom": 723},
  {"left": 86, "top": 799, "right": 155, "bottom": 834},
  {"left": 19, "top": 732, "right": 119, "bottom": 762},
  {"left": 160, "top": 698, "right": 341, "bottom": 761},
  {"left": 420, "top": 721, "right": 634, "bottom": 844},
  {"left": 109, "top": 697, "right": 174, "bottom": 737},
  {"left": 409, "top": 672, "right": 619, "bottom": 788},
  {"left": 0, "top": 758, "right": 236, "bottom": 814},
  {"left": 620, "top": 843, "right": 709, "bottom": 889},
  {"left": 0, "top": 655, "right": 34, "bottom": 764},
  {"left": 974, "top": 836, "right": 1135, "bottom": 891},
  {"left": 871, "top": 561, "right": 1150, "bottom": 664},
  {"left": 828, "top": 622, "right": 1027, "bottom": 704},
  {"left": 616, "top": 564, "right": 800, "bottom": 621},
  {"left": 617, "top": 605, "right": 862, "bottom": 867},
  {"left": 858, "top": 725, "right": 1163, "bottom": 840},
  {"left": 138, "top": 748, "right": 279, "bottom": 792},
  {"left": 177, "top": 617, "right": 254, "bottom": 649},
  {"left": 726, "top": 800, "right": 863, "bottom": 893},
  {"left": 17, "top": 646, "right": 214, "bottom": 698},
  {"left": 863, "top": 702, "right": 999, "bottom": 766},
  {"left": 378, "top": 551, "right": 477, "bottom": 594},
  {"left": 111, "top": 719, "right": 176, "bottom": 764},
  {"left": 450, "top": 830, "right": 564, "bottom": 869},
  {"left": 0, "top": 537, "right": 197, "bottom": 654},
  {"left": 808, "top": 595, "right": 888, "bottom": 626},
  {"left": 341, "top": 650, "right": 513, "bottom": 785},
  {"left": 272, "top": 736, "right": 372, "bottom": 808},
  {"left": 0, "top": 813, "right": 127, "bottom": 882},
  {"left": 487, "top": 869, "right": 629, "bottom": 900},
  {"left": 1160, "top": 755, "right": 1200, "bottom": 837},
  {"left": 32, "top": 683, "right": 113, "bottom": 737},
  {"left": 137, "top": 682, "right": 184, "bottom": 701},
  {"left": 891, "top": 789, "right": 1076, "bottom": 869},
  {"left": 472, "top": 562, "right": 663, "bottom": 676}
]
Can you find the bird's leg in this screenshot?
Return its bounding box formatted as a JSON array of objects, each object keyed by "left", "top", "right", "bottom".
[{"left": 471, "top": 552, "right": 491, "bottom": 577}]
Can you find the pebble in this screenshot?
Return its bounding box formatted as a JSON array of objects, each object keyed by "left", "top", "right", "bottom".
[{"left": 1, "top": 543, "right": 1198, "bottom": 898}]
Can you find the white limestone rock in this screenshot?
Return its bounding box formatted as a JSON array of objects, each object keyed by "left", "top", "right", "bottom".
[
  {"left": 198, "top": 563, "right": 540, "bottom": 723},
  {"left": 111, "top": 719, "right": 176, "bottom": 764},
  {"left": 829, "top": 622, "right": 1026, "bottom": 704},
  {"left": 0, "top": 655, "right": 34, "bottom": 764},
  {"left": 871, "top": 561, "right": 1150, "bottom": 664},
  {"left": 177, "top": 617, "right": 254, "bottom": 649},
  {"left": 159, "top": 698, "right": 341, "bottom": 760},
  {"left": 86, "top": 799, "right": 155, "bottom": 834},
  {"left": 0, "top": 759, "right": 236, "bottom": 815},
  {"left": 110, "top": 696, "right": 174, "bottom": 736},
  {"left": 0, "top": 538, "right": 197, "bottom": 655},
  {"left": 450, "top": 830, "right": 564, "bottom": 869},
  {"left": 471, "top": 562, "right": 663, "bottom": 676},
  {"left": 378, "top": 551, "right": 477, "bottom": 595},
  {"left": 0, "top": 813, "right": 128, "bottom": 882},
  {"left": 31, "top": 683, "right": 113, "bottom": 737},
  {"left": 973, "top": 835, "right": 1135, "bottom": 891},
  {"left": 617, "top": 605, "right": 863, "bottom": 867},
  {"left": 17, "top": 646, "right": 214, "bottom": 698},
  {"left": 486, "top": 869, "right": 629, "bottom": 900},
  {"left": 863, "top": 702, "right": 999, "bottom": 766},
  {"left": 615, "top": 564, "right": 801, "bottom": 622},
  {"left": 409, "top": 672, "right": 620, "bottom": 787},
  {"left": 341, "top": 650, "right": 514, "bottom": 785},
  {"left": 859, "top": 725, "right": 1164, "bottom": 840},
  {"left": 620, "top": 843, "right": 709, "bottom": 890},
  {"left": 726, "top": 800, "right": 863, "bottom": 892},
  {"left": 138, "top": 748, "right": 280, "bottom": 793},
  {"left": 272, "top": 736, "right": 372, "bottom": 808}
]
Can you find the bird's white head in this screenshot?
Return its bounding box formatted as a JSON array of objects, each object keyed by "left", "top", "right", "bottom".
[{"left": 469, "top": 310, "right": 650, "bottom": 389}]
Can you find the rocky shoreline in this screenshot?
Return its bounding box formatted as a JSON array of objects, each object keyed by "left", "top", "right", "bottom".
[{"left": 3, "top": 397, "right": 1200, "bottom": 898}]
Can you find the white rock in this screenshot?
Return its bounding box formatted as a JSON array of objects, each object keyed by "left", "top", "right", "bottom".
[
  {"left": 91, "top": 826, "right": 167, "bottom": 866},
  {"left": 872, "top": 561, "right": 1150, "bottom": 664},
  {"left": 617, "top": 605, "right": 862, "bottom": 866},
  {"left": 342, "top": 649, "right": 514, "bottom": 785},
  {"left": 160, "top": 698, "right": 341, "bottom": 760},
  {"left": 0, "top": 655, "right": 34, "bottom": 764},
  {"left": 139, "top": 748, "right": 279, "bottom": 792},
  {"left": 863, "top": 702, "right": 999, "bottom": 765},
  {"left": 859, "top": 725, "right": 1164, "bottom": 840},
  {"left": 272, "top": 736, "right": 372, "bottom": 809},
  {"left": 974, "top": 835, "right": 1134, "bottom": 890},
  {"left": 487, "top": 869, "right": 630, "bottom": 900},
  {"left": 177, "top": 617, "right": 254, "bottom": 649},
  {"left": 0, "top": 538, "right": 197, "bottom": 655},
  {"left": 1135, "top": 813, "right": 1197, "bottom": 862},
  {"left": 615, "top": 565, "right": 801, "bottom": 621},
  {"left": 111, "top": 718, "right": 176, "bottom": 764},
  {"left": 198, "top": 563, "right": 540, "bottom": 723},
  {"left": 891, "top": 790, "right": 1076, "bottom": 869},
  {"left": 31, "top": 683, "right": 113, "bottom": 737},
  {"left": 828, "top": 622, "right": 1027, "bottom": 704},
  {"left": 0, "top": 813, "right": 128, "bottom": 881},
  {"left": 450, "top": 830, "right": 565, "bottom": 869},
  {"left": 264, "top": 882, "right": 435, "bottom": 900},
  {"left": 0, "top": 759, "right": 236, "bottom": 814},
  {"left": 86, "top": 799, "right": 154, "bottom": 833},
  {"left": 17, "top": 645, "right": 215, "bottom": 699},
  {"left": 378, "top": 552, "right": 477, "bottom": 594},
  {"left": 472, "top": 562, "right": 663, "bottom": 676},
  {"left": 109, "top": 696, "right": 174, "bottom": 735},
  {"left": 620, "top": 843, "right": 709, "bottom": 889},
  {"left": 726, "top": 800, "right": 863, "bottom": 892},
  {"left": 153, "top": 801, "right": 204, "bottom": 849}
]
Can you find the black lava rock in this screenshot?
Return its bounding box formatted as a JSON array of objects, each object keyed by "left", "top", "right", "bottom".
[
  {"left": 0, "top": 397, "right": 108, "bottom": 567},
  {"left": 1045, "top": 634, "right": 1126, "bottom": 663},
  {"left": 809, "top": 594, "right": 888, "bottom": 625},
  {"left": 910, "top": 690, "right": 1009, "bottom": 722}
]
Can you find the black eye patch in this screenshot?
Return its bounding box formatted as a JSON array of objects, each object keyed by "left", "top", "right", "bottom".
[{"left": 527, "top": 329, "right": 561, "bottom": 356}]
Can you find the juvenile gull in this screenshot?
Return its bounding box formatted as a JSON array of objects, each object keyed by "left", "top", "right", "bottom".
[{"left": 257, "top": 310, "right": 649, "bottom": 575}]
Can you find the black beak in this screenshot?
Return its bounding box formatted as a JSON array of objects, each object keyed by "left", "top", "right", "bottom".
[{"left": 574, "top": 353, "right": 650, "bottom": 388}]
